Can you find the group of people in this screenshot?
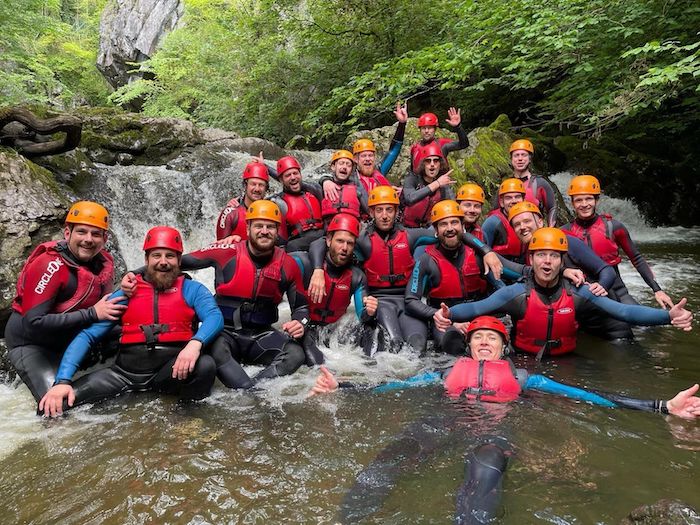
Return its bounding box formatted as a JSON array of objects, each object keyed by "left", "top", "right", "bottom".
[{"left": 4, "top": 106, "right": 699, "bottom": 522}]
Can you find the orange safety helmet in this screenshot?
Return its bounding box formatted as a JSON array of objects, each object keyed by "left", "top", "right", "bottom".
[
  {"left": 327, "top": 213, "right": 360, "bottom": 237},
  {"left": 418, "top": 113, "right": 439, "bottom": 127},
  {"left": 331, "top": 149, "right": 355, "bottom": 165},
  {"left": 498, "top": 178, "right": 526, "bottom": 196},
  {"left": 242, "top": 162, "right": 270, "bottom": 182},
  {"left": 352, "top": 139, "right": 376, "bottom": 155},
  {"left": 65, "top": 201, "right": 109, "bottom": 231},
  {"left": 528, "top": 227, "right": 568, "bottom": 252},
  {"left": 466, "top": 315, "right": 509, "bottom": 343},
  {"left": 143, "top": 226, "right": 184, "bottom": 254},
  {"left": 246, "top": 199, "right": 282, "bottom": 223},
  {"left": 368, "top": 185, "right": 400, "bottom": 207},
  {"left": 276, "top": 156, "right": 301, "bottom": 176},
  {"left": 509, "top": 139, "right": 534, "bottom": 154},
  {"left": 508, "top": 201, "right": 542, "bottom": 222},
  {"left": 430, "top": 200, "right": 464, "bottom": 224},
  {"left": 567, "top": 174, "right": 601, "bottom": 196},
  {"left": 456, "top": 183, "right": 485, "bottom": 204}
]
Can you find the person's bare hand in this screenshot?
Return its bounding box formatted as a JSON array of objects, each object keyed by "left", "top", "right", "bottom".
[
  {"left": 445, "top": 107, "right": 461, "bottom": 127},
  {"left": 38, "top": 384, "right": 75, "bottom": 417},
  {"left": 93, "top": 294, "right": 127, "bottom": 321}
]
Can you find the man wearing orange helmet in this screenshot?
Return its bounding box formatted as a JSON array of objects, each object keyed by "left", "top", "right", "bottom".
[
  {"left": 318, "top": 149, "right": 369, "bottom": 221},
  {"left": 401, "top": 142, "right": 457, "bottom": 228},
  {"left": 437, "top": 228, "right": 692, "bottom": 359},
  {"left": 178, "top": 200, "right": 310, "bottom": 388},
  {"left": 352, "top": 102, "right": 408, "bottom": 194},
  {"left": 409, "top": 108, "right": 468, "bottom": 172},
  {"left": 293, "top": 213, "right": 378, "bottom": 362},
  {"left": 308, "top": 314, "right": 700, "bottom": 524},
  {"left": 216, "top": 162, "right": 270, "bottom": 242},
  {"left": 561, "top": 174, "right": 674, "bottom": 309},
  {"left": 455, "top": 182, "right": 486, "bottom": 238},
  {"left": 37, "top": 226, "right": 223, "bottom": 416},
  {"left": 307, "top": 187, "right": 501, "bottom": 353},
  {"left": 6, "top": 201, "right": 124, "bottom": 403},
  {"left": 506, "top": 139, "right": 558, "bottom": 226},
  {"left": 405, "top": 201, "right": 491, "bottom": 352},
  {"left": 481, "top": 178, "right": 526, "bottom": 260}
]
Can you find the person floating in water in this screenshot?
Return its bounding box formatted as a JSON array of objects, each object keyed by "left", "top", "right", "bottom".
[{"left": 309, "top": 316, "right": 700, "bottom": 524}]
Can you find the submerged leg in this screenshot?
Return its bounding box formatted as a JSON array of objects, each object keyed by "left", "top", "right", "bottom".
[{"left": 455, "top": 443, "right": 508, "bottom": 525}]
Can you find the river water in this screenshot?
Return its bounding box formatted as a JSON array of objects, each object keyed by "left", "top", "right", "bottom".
[{"left": 0, "top": 167, "right": 698, "bottom": 524}]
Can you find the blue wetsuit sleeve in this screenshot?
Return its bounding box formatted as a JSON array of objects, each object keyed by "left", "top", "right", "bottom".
[
  {"left": 524, "top": 375, "right": 616, "bottom": 407},
  {"left": 379, "top": 122, "right": 406, "bottom": 175},
  {"left": 54, "top": 290, "right": 127, "bottom": 383},
  {"left": 183, "top": 279, "right": 224, "bottom": 345},
  {"left": 576, "top": 286, "right": 671, "bottom": 325},
  {"left": 480, "top": 216, "right": 500, "bottom": 248},
  {"left": 566, "top": 236, "right": 615, "bottom": 289},
  {"left": 373, "top": 371, "right": 443, "bottom": 393},
  {"left": 450, "top": 284, "right": 526, "bottom": 321}
]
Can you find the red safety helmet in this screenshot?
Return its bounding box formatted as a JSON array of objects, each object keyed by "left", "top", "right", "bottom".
[
  {"left": 422, "top": 141, "right": 445, "bottom": 161},
  {"left": 143, "top": 226, "right": 184, "bottom": 254},
  {"left": 418, "top": 113, "right": 439, "bottom": 127},
  {"left": 327, "top": 213, "right": 360, "bottom": 237},
  {"left": 243, "top": 162, "right": 270, "bottom": 182},
  {"left": 276, "top": 156, "right": 301, "bottom": 176},
  {"left": 466, "top": 316, "right": 509, "bottom": 343}
]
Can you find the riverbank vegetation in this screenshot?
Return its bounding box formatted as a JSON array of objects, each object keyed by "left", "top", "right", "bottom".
[{"left": 2, "top": 0, "right": 698, "bottom": 148}]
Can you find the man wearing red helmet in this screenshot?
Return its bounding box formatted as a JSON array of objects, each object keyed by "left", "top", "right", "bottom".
[
  {"left": 308, "top": 315, "right": 700, "bottom": 524},
  {"left": 292, "top": 213, "right": 378, "bottom": 363},
  {"left": 409, "top": 107, "right": 468, "bottom": 172},
  {"left": 401, "top": 142, "right": 457, "bottom": 228},
  {"left": 38, "top": 226, "right": 223, "bottom": 416},
  {"left": 6, "top": 201, "right": 124, "bottom": 403},
  {"left": 268, "top": 155, "right": 325, "bottom": 252},
  {"left": 216, "top": 162, "right": 270, "bottom": 242}
]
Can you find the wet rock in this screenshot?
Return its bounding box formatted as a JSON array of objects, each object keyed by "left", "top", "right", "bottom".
[
  {"left": 0, "top": 340, "right": 15, "bottom": 382},
  {"left": 79, "top": 110, "right": 204, "bottom": 166},
  {"left": 620, "top": 499, "right": 700, "bottom": 525},
  {"left": 97, "top": 0, "right": 184, "bottom": 92},
  {"left": 0, "top": 149, "right": 69, "bottom": 333},
  {"left": 200, "top": 128, "right": 240, "bottom": 143}
]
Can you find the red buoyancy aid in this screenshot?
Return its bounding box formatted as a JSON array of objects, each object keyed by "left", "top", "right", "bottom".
[
  {"left": 12, "top": 241, "right": 114, "bottom": 314},
  {"left": 425, "top": 245, "right": 486, "bottom": 302},
  {"left": 402, "top": 187, "right": 443, "bottom": 228},
  {"left": 466, "top": 222, "right": 484, "bottom": 241},
  {"left": 120, "top": 275, "right": 195, "bottom": 345},
  {"left": 282, "top": 192, "right": 323, "bottom": 238},
  {"left": 215, "top": 241, "right": 285, "bottom": 304},
  {"left": 410, "top": 138, "right": 452, "bottom": 172},
  {"left": 486, "top": 210, "right": 522, "bottom": 258},
  {"left": 515, "top": 284, "right": 578, "bottom": 356},
  {"left": 363, "top": 229, "right": 415, "bottom": 288},
  {"left": 358, "top": 170, "right": 391, "bottom": 194},
  {"left": 216, "top": 203, "right": 247, "bottom": 240},
  {"left": 321, "top": 184, "right": 361, "bottom": 218},
  {"left": 444, "top": 358, "right": 522, "bottom": 402},
  {"left": 564, "top": 215, "right": 621, "bottom": 266},
  {"left": 310, "top": 265, "right": 353, "bottom": 324}
]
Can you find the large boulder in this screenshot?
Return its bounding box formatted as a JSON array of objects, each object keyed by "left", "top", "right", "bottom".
[
  {"left": 97, "top": 0, "right": 184, "bottom": 90},
  {"left": 0, "top": 149, "right": 70, "bottom": 333}
]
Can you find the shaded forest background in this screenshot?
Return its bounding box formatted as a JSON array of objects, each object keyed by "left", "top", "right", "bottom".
[{"left": 1, "top": 0, "right": 699, "bottom": 222}]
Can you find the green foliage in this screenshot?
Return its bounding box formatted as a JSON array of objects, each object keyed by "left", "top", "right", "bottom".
[{"left": 0, "top": 0, "right": 110, "bottom": 109}]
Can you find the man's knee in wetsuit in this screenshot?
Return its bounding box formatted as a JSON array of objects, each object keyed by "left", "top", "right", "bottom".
[
  {"left": 436, "top": 326, "right": 467, "bottom": 356},
  {"left": 208, "top": 332, "right": 254, "bottom": 389},
  {"left": 9, "top": 345, "right": 63, "bottom": 402},
  {"left": 153, "top": 353, "right": 217, "bottom": 400},
  {"left": 302, "top": 326, "right": 326, "bottom": 366},
  {"left": 253, "top": 339, "right": 305, "bottom": 381}
]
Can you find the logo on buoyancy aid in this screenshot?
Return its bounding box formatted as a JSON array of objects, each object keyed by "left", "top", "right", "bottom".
[
  {"left": 219, "top": 206, "right": 235, "bottom": 229},
  {"left": 557, "top": 307, "right": 573, "bottom": 314},
  {"left": 395, "top": 243, "right": 408, "bottom": 249},
  {"left": 336, "top": 284, "right": 349, "bottom": 291},
  {"left": 34, "top": 257, "right": 64, "bottom": 294}
]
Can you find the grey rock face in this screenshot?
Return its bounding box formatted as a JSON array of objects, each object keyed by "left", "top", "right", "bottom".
[
  {"left": 97, "top": 0, "right": 184, "bottom": 89},
  {"left": 0, "top": 150, "right": 69, "bottom": 332},
  {"left": 620, "top": 499, "right": 700, "bottom": 525}
]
